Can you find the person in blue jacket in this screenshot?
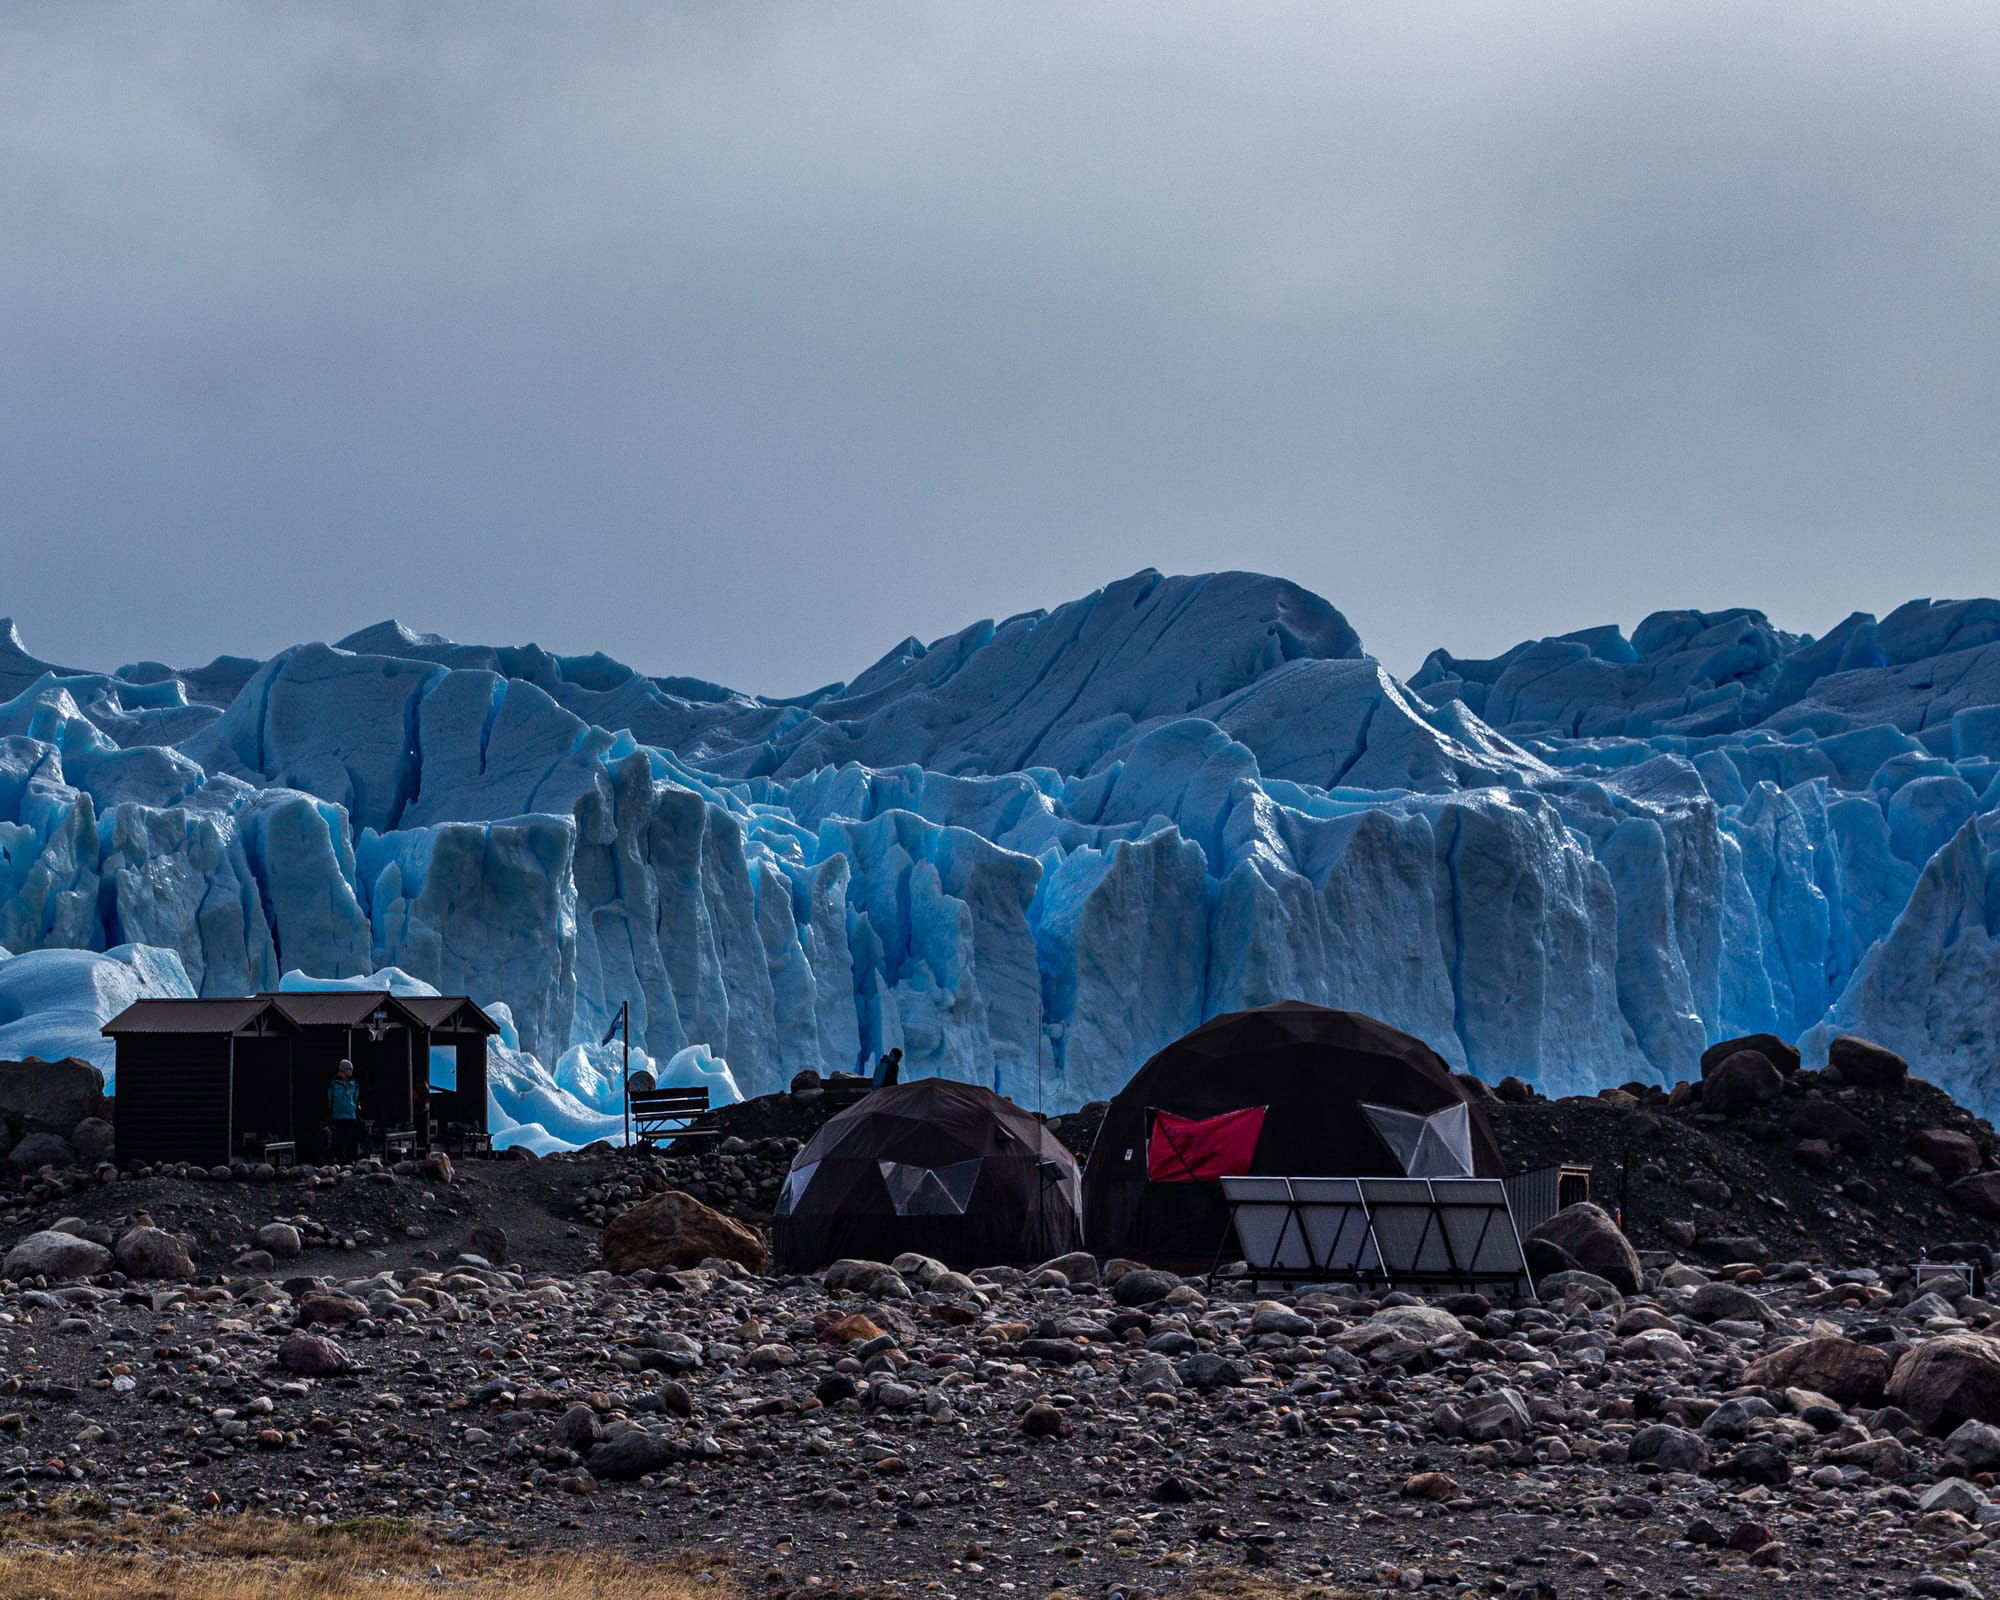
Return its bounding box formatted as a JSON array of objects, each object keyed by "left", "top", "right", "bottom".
[{"left": 328, "top": 1059, "right": 363, "bottom": 1162}]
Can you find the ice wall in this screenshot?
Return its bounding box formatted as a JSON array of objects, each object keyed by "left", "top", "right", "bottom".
[{"left": 3, "top": 571, "right": 1999, "bottom": 1133}]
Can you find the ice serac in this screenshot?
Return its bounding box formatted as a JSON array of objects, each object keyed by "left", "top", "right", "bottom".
[
  {"left": 0, "top": 944, "right": 195, "bottom": 1082},
  {"left": 1, "top": 570, "right": 1999, "bottom": 1135}
]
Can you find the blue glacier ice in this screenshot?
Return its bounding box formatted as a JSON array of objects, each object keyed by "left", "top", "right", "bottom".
[
  {"left": 2, "top": 568, "right": 1999, "bottom": 1140},
  {"left": 0, "top": 944, "right": 196, "bottom": 1083}
]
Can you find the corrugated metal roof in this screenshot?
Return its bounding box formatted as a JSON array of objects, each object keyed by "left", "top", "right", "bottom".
[
  {"left": 398, "top": 996, "right": 501, "bottom": 1034},
  {"left": 102, "top": 998, "right": 280, "bottom": 1035},
  {"left": 263, "top": 991, "right": 407, "bottom": 1027},
  {"left": 102, "top": 992, "right": 499, "bottom": 1037}
]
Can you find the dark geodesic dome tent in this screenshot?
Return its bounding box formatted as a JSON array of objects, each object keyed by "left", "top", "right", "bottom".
[
  {"left": 1082, "top": 1001, "right": 1503, "bottom": 1264},
  {"left": 771, "top": 1078, "right": 1083, "bottom": 1271}
]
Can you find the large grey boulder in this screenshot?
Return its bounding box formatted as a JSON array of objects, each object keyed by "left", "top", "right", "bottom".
[
  {"left": 1887, "top": 1334, "right": 2000, "bottom": 1434},
  {"left": 114, "top": 1224, "right": 195, "bottom": 1280},
  {"left": 1526, "top": 1202, "right": 1642, "bottom": 1294},
  {"left": 1627, "top": 1423, "right": 1708, "bottom": 1473},
  {"left": 6, "top": 1131, "right": 76, "bottom": 1170},
  {"left": 0, "top": 1057, "right": 106, "bottom": 1138},
  {"left": 588, "top": 1429, "right": 681, "bottom": 1479},
  {"left": 3, "top": 1228, "right": 113, "bottom": 1280},
  {"left": 70, "top": 1116, "right": 116, "bottom": 1166}
]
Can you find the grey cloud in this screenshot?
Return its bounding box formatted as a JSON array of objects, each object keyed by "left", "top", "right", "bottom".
[{"left": 3, "top": 2, "right": 1997, "bottom": 691}]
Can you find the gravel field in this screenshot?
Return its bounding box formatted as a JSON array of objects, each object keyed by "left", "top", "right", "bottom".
[{"left": 4, "top": 1050, "right": 2000, "bottom": 1598}]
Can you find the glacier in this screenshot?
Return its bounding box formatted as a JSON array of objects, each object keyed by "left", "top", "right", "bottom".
[{"left": 2, "top": 569, "right": 1998, "bottom": 1141}]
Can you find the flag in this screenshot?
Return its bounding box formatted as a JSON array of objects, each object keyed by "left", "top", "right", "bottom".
[
  {"left": 1147, "top": 1106, "right": 1267, "bottom": 1182},
  {"left": 600, "top": 1002, "right": 626, "bottom": 1047}
]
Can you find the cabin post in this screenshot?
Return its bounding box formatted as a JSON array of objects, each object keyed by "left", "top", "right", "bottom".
[{"left": 226, "top": 1032, "right": 237, "bottom": 1165}]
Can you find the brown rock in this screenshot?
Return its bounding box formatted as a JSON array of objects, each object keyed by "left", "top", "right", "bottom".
[
  {"left": 1742, "top": 1337, "right": 1891, "bottom": 1407},
  {"left": 1793, "top": 1139, "right": 1835, "bottom": 1170},
  {"left": 112, "top": 1225, "right": 194, "bottom": 1280},
  {"left": 1788, "top": 1100, "right": 1874, "bottom": 1149},
  {"left": 1526, "top": 1202, "right": 1642, "bottom": 1294},
  {"left": 1913, "top": 1128, "right": 1983, "bottom": 1180},
  {"left": 1701, "top": 1032, "right": 1801, "bottom": 1078},
  {"left": 1886, "top": 1334, "right": 2000, "bottom": 1434},
  {"left": 467, "top": 1223, "right": 509, "bottom": 1263},
  {"left": 1948, "top": 1172, "right": 2000, "bottom": 1219},
  {"left": 278, "top": 1331, "right": 353, "bottom": 1377},
  {"left": 296, "top": 1291, "right": 369, "bottom": 1326},
  {"left": 822, "top": 1312, "right": 885, "bottom": 1345},
  {"left": 601, "top": 1189, "right": 769, "bottom": 1275},
  {"left": 1401, "top": 1471, "right": 1460, "bottom": 1501},
  {"left": 1702, "top": 1050, "right": 1784, "bottom": 1115},
  {"left": 1827, "top": 1035, "right": 1909, "bottom": 1089}
]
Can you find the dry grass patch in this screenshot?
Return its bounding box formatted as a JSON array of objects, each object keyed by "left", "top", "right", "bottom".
[
  {"left": 1179, "top": 1578, "right": 1362, "bottom": 1600},
  {"left": 0, "top": 1510, "right": 734, "bottom": 1600}
]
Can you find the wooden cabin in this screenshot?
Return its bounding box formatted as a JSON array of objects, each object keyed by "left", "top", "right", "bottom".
[{"left": 101, "top": 991, "right": 498, "bottom": 1166}]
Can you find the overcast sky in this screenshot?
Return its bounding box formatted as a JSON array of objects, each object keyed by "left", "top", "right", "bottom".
[{"left": 4, "top": 4, "right": 1999, "bottom": 693}]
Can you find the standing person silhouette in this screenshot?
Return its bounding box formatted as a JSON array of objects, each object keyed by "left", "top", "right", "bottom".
[{"left": 328, "top": 1059, "right": 363, "bottom": 1162}]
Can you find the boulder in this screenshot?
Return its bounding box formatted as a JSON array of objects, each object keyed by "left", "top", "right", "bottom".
[
  {"left": 1112, "top": 1269, "right": 1183, "bottom": 1306},
  {"left": 5, "top": 1131, "right": 75, "bottom": 1170},
  {"left": 1701, "top": 1033, "right": 1801, "bottom": 1078},
  {"left": 1743, "top": 1337, "right": 1891, "bottom": 1407},
  {"left": 1944, "top": 1419, "right": 2000, "bottom": 1476},
  {"left": 1369, "top": 1304, "right": 1470, "bottom": 1345},
  {"left": 1688, "top": 1281, "right": 1780, "bottom": 1327},
  {"left": 255, "top": 1223, "right": 304, "bottom": 1259},
  {"left": 587, "top": 1429, "right": 680, "bottom": 1480},
  {"left": 1526, "top": 1202, "right": 1641, "bottom": 1294},
  {"left": 1035, "top": 1251, "right": 1100, "bottom": 1286},
  {"left": 1620, "top": 1327, "right": 1694, "bottom": 1362},
  {"left": 278, "top": 1331, "right": 353, "bottom": 1376},
  {"left": 601, "top": 1189, "right": 768, "bottom": 1275},
  {"left": 3, "top": 1228, "right": 112, "bottom": 1279},
  {"left": 69, "top": 1116, "right": 116, "bottom": 1166},
  {"left": 114, "top": 1225, "right": 195, "bottom": 1280},
  {"left": 1628, "top": 1423, "right": 1708, "bottom": 1473},
  {"left": 296, "top": 1291, "right": 369, "bottom": 1326},
  {"left": 1912, "top": 1129, "right": 1982, "bottom": 1180},
  {"left": 823, "top": 1258, "right": 901, "bottom": 1295},
  {"left": 1827, "top": 1035, "right": 1909, "bottom": 1090},
  {"left": 1947, "top": 1172, "right": 2000, "bottom": 1220},
  {"left": 1536, "top": 1269, "right": 1626, "bottom": 1309},
  {"left": 467, "top": 1223, "right": 509, "bottom": 1264},
  {"left": 0, "top": 1057, "right": 106, "bottom": 1138},
  {"left": 1701, "top": 1051, "right": 1784, "bottom": 1116},
  {"left": 1887, "top": 1334, "right": 2000, "bottom": 1434},
  {"left": 1787, "top": 1100, "right": 1874, "bottom": 1149}
]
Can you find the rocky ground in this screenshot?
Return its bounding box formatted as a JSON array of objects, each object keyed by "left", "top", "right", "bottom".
[{"left": 5, "top": 1041, "right": 2000, "bottom": 1596}]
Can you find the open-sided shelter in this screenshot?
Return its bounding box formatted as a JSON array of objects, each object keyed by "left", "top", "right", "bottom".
[
  {"left": 102, "top": 991, "right": 498, "bottom": 1166},
  {"left": 772, "top": 1078, "right": 1083, "bottom": 1271},
  {"left": 1082, "top": 1001, "right": 1503, "bottom": 1263}
]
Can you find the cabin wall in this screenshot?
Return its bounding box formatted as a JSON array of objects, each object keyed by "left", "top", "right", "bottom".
[{"left": 114, "top": 1038, "right": 231, "bottom": 1167}]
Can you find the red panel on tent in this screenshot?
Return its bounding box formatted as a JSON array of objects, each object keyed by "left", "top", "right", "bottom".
[{"left": 1147, "top": 1106, "right": 1267, "bottom": 1182}]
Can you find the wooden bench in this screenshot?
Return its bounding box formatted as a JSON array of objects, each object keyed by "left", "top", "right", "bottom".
[
  {"left": 441, "top": 1123, "right": 493, "bottom": 1158},
  {"left": 630, "top": 1085, "right": 720, "bottom": 1146},
  {"left": 819, "top": 1075, "right": 872, "bottom": 1113}
]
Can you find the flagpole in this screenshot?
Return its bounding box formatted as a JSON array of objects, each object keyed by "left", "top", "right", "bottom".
[{"left": 620, "top": 1001, "right": 631, "bottom": 1149}]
